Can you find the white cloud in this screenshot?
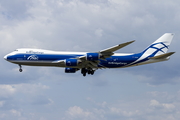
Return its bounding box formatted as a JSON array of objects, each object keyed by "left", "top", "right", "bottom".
[
  {"left": 110, "top": 107, "right": 141, "bottom": 117},
  {"left": 10, "top": 109, "right": 21, "bottom": 117},
  {"left": 0, "top": 0, "right": 180, "bottom": 120},
  {"left": 148, "top": 91, "right": 169, "bottom": 98},
  {"left": 15, "top": 83, "right": 49, "bottom": 94},
  {"left": 0, "top": 83, "right": 49, "bottom": 98},
  {"left": 95, "top": 28, "right": 103, "bottom": 37},
  {"left": 0, "top": 83, "right": 51, "bottom": 112},
  {"left": 163, "top": 103, "right": 175, "bottom": 110},
  {"left": 86, "top": 97, "right": 107, "bottom": 108},
  {"left": 0, "top": 113, "right": 6, "bottom": 119},
  {"left": 66, "top": 106, "right": 93, "bottom": 119},
  {"left": 150, "top": 99, "right": 161, "bottom": 107},
  {"left": 0, "top": 85, "right": 16, "bottom": 98},
  {"left": 0, "top": 101, "right": 5, "bottom": 107},
  {"left": 150, "top": 99, "right": 175, "bottom": 112}
]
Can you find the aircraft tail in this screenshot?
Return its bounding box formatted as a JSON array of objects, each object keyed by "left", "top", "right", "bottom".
[
  {"left": 142, "top": 33, "right": 174, "bottom": 57},
  {"left": 126, "top": 33, "right": 174, "bottom": 66}
]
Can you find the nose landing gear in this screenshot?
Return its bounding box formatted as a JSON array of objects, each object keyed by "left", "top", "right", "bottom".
[{"left": 19, "top": 65, "right": 23, "bottom": 72}]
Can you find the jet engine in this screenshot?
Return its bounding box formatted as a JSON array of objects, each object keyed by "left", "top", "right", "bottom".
[
  {"left": 86, "top": 53, "right": 100, "bottom": 61},
  {"left": 65, "top": 59, "right": 79, "bottom": 66},
  {"left": 65, "top": 68, "right": 77, "bottom": 73}
]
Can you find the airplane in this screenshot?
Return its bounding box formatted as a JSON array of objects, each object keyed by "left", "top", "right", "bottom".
[{"left": 4, "top": 33, "right": 175, "bottom": 76}]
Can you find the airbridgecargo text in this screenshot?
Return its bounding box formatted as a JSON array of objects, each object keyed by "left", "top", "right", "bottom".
[
  {"left": 26, "top": 51, "right": 44, "bottom": 54},
  {"left": 108, "top": 62, "right": 127, "bottom": 65}
]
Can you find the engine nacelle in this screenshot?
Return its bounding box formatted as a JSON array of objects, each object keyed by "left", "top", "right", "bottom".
[
  {"left": 65, "top": 68, "right": 77, "bottom": 73},
  {"left": 65, "top": 59, "right": 78, "bottom": 66},
  {"left": 86, "top": 53, "right": 100, "bottom": 61}
]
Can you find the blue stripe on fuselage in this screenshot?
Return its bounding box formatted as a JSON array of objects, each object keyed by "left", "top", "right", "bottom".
[
  {"left": 99, "top": 53, "right": 142, "bottom": 68},
  {"left": 7, "top": 53, "right": 144, "bottom": 68},
  {"left": 7, "top": 54, "right": 83, "bottom": 61}
]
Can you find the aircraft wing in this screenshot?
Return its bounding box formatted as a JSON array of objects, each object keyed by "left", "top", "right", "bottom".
[
  {"left": 54, "top": 40, "right": 135, "bottom": 69},
  {"left": 100, "top": 40, "right": 135, "bottom": 53},
  {"left": 81, "top": 40, "right": 135, "bottom": 68},
  {"left": 99, "top": 40, "right": 135, "bottom": 59},
  {"left": 78, "top": 40, "right": 135, "bottom": 60}
]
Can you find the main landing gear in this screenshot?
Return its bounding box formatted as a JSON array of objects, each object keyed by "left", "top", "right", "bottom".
[
  {"left": 19, "top": 65, "right": 23, "bottom": 72},
  {"left": 81, "top": 68, "right": 95, "bottom": 77}
]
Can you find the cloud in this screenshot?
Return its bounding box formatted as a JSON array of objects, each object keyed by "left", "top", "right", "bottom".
[
  {"left": 0, "top": 83, "right": 50, "bottom": 110},
  {"left": 15, "top": 83, "right": 49, "bottom": 94},
  {"left": 65, "top": 106, "right": 93, "bottom": 120},
  {"left": 10, "top": 109, "right": 21, "bottom": 117},
  {"left": 91, "top": 90, "right": 180, "bottom": 119},
  {"left": 0, "top": 0, "right": 180, "bottom": 120},
  {"left": 109, "top": 107, "right": 141, "bottom": 117},
  {"left": 95, "top": 28, "right": 103, "bottom": 37},
  {"left": 0, "top": 0, "right": 32, "bottom": 21},
  {"left": 63, "top": 93, "right": 180, "bottom": 120},
  {"left": 0, "top": 85, "right": 16, "bottom": 98},
  {"left": 0, "top": 83, "right": 49, "bottom": 96},
  {"left": 0, "top": 101, "right": 5, "bottom": 108}
]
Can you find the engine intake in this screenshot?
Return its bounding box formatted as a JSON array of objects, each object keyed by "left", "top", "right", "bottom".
[
  {"left": 65, "top": 59, "right": 78, "bottom": 66},
  {"left": 65, "top": 68, "right": 77, "bottom": 73},
  {"left": 86, "top": 53, "right": 100, "bottom": 61}
]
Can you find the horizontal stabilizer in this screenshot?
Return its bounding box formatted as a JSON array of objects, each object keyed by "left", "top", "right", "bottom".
[{"left": 149, "top": 52, "right": 175, "bottom": 59}]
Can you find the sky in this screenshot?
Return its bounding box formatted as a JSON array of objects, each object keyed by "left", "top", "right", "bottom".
[{"left": 0, "top": 0, "right": 180, "bottom": 120}]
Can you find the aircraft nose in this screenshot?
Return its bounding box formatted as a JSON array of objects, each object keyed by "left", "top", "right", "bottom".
[{"left": 4, "top": 55, "right": 8, "bottom": 60}]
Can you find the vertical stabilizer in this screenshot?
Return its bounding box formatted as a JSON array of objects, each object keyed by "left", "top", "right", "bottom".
[
  {"left": 143, "top": 33, "right": 174, "bottom": 56},
  {"left": 127, "top": 33, "right": 174, "bottom": 66}
]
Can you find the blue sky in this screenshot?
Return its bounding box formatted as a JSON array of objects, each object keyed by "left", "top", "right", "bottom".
[{"left": 0, "top": 0, "right": 180, "bottom": 120}]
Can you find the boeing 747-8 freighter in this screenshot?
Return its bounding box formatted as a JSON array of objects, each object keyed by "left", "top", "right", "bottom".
[{"left": 4, "top": 33, "right": 175, "bottom": 76}]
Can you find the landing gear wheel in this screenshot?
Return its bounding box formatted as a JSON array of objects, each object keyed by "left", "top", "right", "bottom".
[
  {"left": 83, "top": 72, "right": 86, "bottom": 77},
  {"left": 81, "top": 68, "right": 86, "bottom": 76},
  {"left": 81, "top": 68, "right": 86, "bottom": 74},
  {"left": 90, "top": 70, "right": 94, "bottom": 75},
  {"left": 81, "top": 68, "right": 95, "bottom": 76},
  {"left": 18, "top": 65, "right": 23, "bottom": 72},
  {"left": 19, "top": 69, "right": 23, "bottom": 72}
]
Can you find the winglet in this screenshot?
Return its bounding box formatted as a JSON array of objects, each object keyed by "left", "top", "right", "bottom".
[{"left": 149, "top": 52, "right": 175, "bottom": 59}]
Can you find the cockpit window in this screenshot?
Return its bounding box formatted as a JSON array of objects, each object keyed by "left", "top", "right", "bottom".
[{"left": 14, "top": 50, "right": 18, "bottom": 51}]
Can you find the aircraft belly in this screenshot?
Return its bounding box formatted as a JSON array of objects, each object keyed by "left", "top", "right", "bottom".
[{"left": 9, "top": 60, "right": 63, "bottom": 67}]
